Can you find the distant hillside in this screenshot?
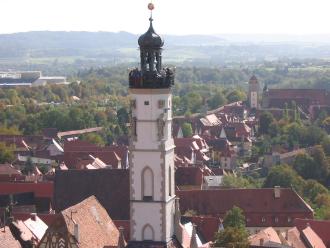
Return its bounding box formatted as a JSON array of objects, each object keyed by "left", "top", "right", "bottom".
[
  {"left": 0, "top": 31, "right": 330, "bottom": 72},
  {"left": 0, "top": 31, "right": 226, "bottom": 58}
]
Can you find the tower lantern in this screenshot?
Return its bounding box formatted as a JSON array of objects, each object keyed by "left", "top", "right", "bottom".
[{"left": 129, "top": 4, "right": 174, "bottom": 89}]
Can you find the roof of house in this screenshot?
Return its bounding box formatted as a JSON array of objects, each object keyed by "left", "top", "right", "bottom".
[
  {"left": 0, "top": 182, "right": 53, "bottom": 198},
  {"left": 54, "top": 169, "right": 129, "bottom": 220},
  {"left": 302, "top": 226, "right": 326, "bottom": 248},
  {"left": 0, "top": 164, "right": 22, "bottom": 175},
  {"left": 0, "top": 227, "right": 21, "bottom": 248},
  {"left": 294, "top": 218, "right": 330, "bottom": 248},
  {"left": 10, "top": 215, "right": 48, "bottom": 244},
  {"left": 57, "top": 127, "right": 103, "bottom": 139},
  {"left": 60, "top": 195, "right": 123, "bottom": 248},
  {"left": 249, "top": 227, "right": 282, "bottom": 246},
  {"left": 64, "top": 140, "right": 125, "bottom": 169},
  {"left": 176, "top": 188, "right": 314, "bottom": 227},
  {"left": 176, "top": 167, "right": 205, "bottom": 187}
]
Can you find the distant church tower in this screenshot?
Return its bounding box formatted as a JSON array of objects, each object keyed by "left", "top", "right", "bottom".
[
  {"left": 128, "top": 3, "right": 176, "bottom": 246},
  {"left": 248, "top": 75, "right": 259, "bottom": 109}
]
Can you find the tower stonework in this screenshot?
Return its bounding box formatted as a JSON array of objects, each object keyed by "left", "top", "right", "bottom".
[
  {"left": 248, "top": 75, "right": 259, "bottom": 109},
  {"left": 128, "top": 13, "right": 176, "bottom": 246}
]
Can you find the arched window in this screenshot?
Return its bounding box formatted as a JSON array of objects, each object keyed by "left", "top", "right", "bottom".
[
  {"left": 142, "top": 224, "right": 154, "bottom": 241},
  {"left": 142, "top": 167, "right": 154, "bottom": 201}
]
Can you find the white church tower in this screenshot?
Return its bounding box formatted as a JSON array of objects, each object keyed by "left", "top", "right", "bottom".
[{"left": 128, "top": 3, "right": 177, "bottom": 246}]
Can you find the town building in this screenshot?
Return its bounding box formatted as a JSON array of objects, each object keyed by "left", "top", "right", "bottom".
[
  {"left": 0, "top": 71, "right": 68, "bottom": 87},
  {"left": 38, "top": 196, "right": 126, "bottom": 248},
  {"left": 248, "top": 75, "right": 260, "bottom": 109}
]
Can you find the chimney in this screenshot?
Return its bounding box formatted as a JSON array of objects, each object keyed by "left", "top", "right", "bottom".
[
  {"left": 285, "top": 230, "right": 289, "bottom": 240},
  {"left": 274, "top": 186, "right": 281, "bottom": 198},
  {"left": 74, "top": 223, "right": 79, "bottom": 243},
  {"left": 174, "top": 198, "right": 182, "bottom": 244},
  {"left": 260, "top": 238, "right": 264, "bottom": 246},
  {"left": 190, "top": 224, "right": 198, "bottom": 248},
  {"left": 30, "top": 213, "right": 37, "bottom": 221},
  {"left": 117, "top": 226, "right": 126, "bottom": 248}
]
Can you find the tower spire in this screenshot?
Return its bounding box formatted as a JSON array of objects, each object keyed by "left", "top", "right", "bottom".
[{"left": 128, "top": 2, "right": 174, "bottom": 89}]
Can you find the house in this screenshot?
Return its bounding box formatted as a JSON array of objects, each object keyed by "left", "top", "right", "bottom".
[
  {"left": 0, "top": 182, "right": 53, "bottom": 214},
  {"left": 206, "top": 137, "right": 237, "bottom": 169},
  {"left": 177, "top": 187, "right": 314, "bottom": 235},
  {"left": 294, "top": 218, "right": 330, "bottom": 248},
  {"left": 38, "top": 195, "right": 126, "bottom": 248},
  {"left": 0, "top": 226, "right": 21, "bottom": 248},
  {"left": 63, "top": 140, "right": 126, "bottom": 169},
  {"left": 175, "top": 166, "right": 218, "bottom": 190},
  {"left": 0, "top": 164, "right": 25, "bottom": 182},
  {"left": 249, "top": 226, "right": 326, "bottom": 248},
  {"left": 262, "top": 89, "right": 330, "bottom": 112},
  {"left": 10, "top": 213, "right": 48, "bottom": 247},
  {"left": 54, "top": 169, "right": 129, "bottom": 220},
  {"left": 174, "top": 136, "right": 210, "bottom": 166}
]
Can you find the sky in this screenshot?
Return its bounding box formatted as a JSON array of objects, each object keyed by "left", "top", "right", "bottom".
[{"left": 1, "top": 0, "right": 330, "bottom": 35}]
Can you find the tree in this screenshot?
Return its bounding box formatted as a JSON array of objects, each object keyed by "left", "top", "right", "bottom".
[
  {"left": 223, "top": 206, "right": 246, "bottom": 229},
  {"left": 22, "top": 157, "right": 35, "bottom": 175},
  {"left": 81, "top": 133, "right": 105, "bottom": 146},
  {"left": 293, "top": 153, "right": 319, "bottom": 180},
  {"left": 310, "top": 146, "right": 330, "bottom": 182},
  {"left": 303, "top": 180, "right": 329, "bottom": 202},
  {"left": 263, "top": 165, "right": 304, "bottom": 194},
  {"left": 322, "top": 117, "right": 330, "bottom": 133},
  {"left": 0, "top": 142, "right": 15, "bottom": 164},
  {"left": 0, "top": 125, "right": 21, "bottom": 135},
  {"left": 214, "top": 227, "right": 249, "bottom": 248},
  {"left": 259, "top": 111, "right": 274, "bottom": 135},
  {"left": 181, "top": 122, "right": 193, "bottom": 138},
  {"left": 321, "top": 136, "right": 330, "bottom": 156},
  {"left": 226, "top": 89, "right": 246, "bottom": 103},
  {"left": 222, "top": 175, "right": 254, "bottom": 189},
  {"left": 214, "top": 206, "right": 249, "bottom": 248},
  {"left": 208, "top": 91, "right": 227, "bottom": 109}
]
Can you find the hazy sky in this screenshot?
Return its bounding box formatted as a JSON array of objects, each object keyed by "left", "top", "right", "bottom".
[{"left": 1, "top": 0, "right": 330, "bottom": 35}]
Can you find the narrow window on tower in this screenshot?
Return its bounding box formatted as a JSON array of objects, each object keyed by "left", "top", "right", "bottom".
[
  {"left": 158, "top": 100, "right": 165, "bottom": 109},
  {"left": 131, "top": 117, "right": 137, "bottom": 138},
  {"left": 142, "top": 167, "right": 154, "bottom": 201},
  {"left": 169, "top": 166, "right": 172, "bottom": 197}
]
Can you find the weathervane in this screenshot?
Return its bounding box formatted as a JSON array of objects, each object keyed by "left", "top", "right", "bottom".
[{"left": 148, "top": 1, "right": 155, "bottom": 20}]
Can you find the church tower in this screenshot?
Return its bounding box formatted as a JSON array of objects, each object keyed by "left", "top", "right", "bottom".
[
  {"left": 128, "top": 3, "right": 176, "bottom": 246},
  {"left": 248, "top": 75, "right": 259, "bottom": 109}
]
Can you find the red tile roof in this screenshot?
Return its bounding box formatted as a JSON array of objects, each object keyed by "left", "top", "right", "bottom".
[
  {"left": 302, "top": 226, "right": 326, "bottom": 248},
  {"left": 0, "top": 164, "right": 24, "bottom": 182},
  {"left": 294, "top": 218, "right": 330, "bottom": 248},
  {"left": 54, "top": 169, "right": 129, "bottom": 220},
  {"left": 176, "top": 167, "right": 204, "bottom": 187},
  {"left": 177, "top": 188, "right": 314, "bottom": 228},
  {"left": 0, "top": 182, "right": 53, "bottom": 198},
  {"left": 0, "top": 227, "right": 21, "bottom": 248}
]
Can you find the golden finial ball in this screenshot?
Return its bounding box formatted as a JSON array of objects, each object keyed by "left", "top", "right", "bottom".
[{"left": 148, "top": 3, "right": 155, "bottom": 11}]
